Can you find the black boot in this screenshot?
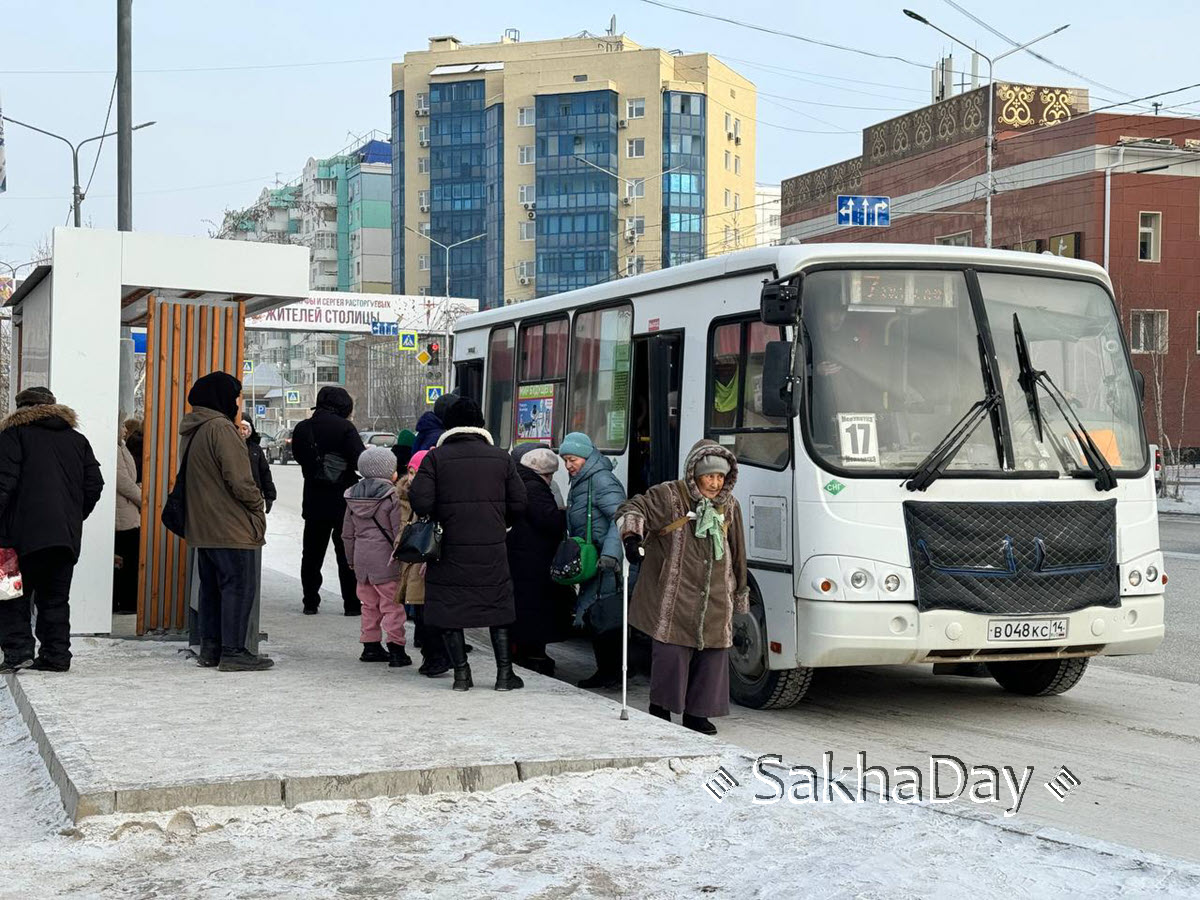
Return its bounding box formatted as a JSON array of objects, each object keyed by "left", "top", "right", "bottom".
[
  {"left": 490, "top": 626, "right": 524, "bottom": 692},
  {"left": 443, "top": 629, "right": 472, "bottom": 691},
  {"left": 387, "top": 643, "right": 412, "bottom": 668},
  {"left": 359, "top": 641, "right": 389, "bottom": 662},
  {"left": 648, "top": 703, "right": 671, "bottom": 721},
  {"left": 578, "top": 631, "right": 621, "bottom": 689},
  {"left": 197, "top": 641, "right": 221, "bottom": 668},
  {"left": 217, "top": 651, "right": 274, "bottom": 673},
  {"left": 682, "top": 713, "right": 717, "bottom": 735},
  {"left": 419, "top": 625, "right": 451, "bottom": 677}
]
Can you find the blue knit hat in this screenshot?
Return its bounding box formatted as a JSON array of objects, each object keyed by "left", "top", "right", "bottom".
[{"left": 559, "top": 432, "right": 594, "bottom": 459}]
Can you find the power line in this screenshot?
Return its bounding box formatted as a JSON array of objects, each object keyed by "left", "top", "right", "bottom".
[
  {"left": 710, "top": 54, "right": 929, "bottom": 96},
  {"left": 82, "top": 76, "right": 118, "bottom": 200},
  {"left": 0, "top": 55, "right": 396, "bottom": 76}
]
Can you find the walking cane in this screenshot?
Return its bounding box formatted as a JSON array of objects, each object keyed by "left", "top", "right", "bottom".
[{"left": 620, "top": 555, "right": 630, "bottom": 721}]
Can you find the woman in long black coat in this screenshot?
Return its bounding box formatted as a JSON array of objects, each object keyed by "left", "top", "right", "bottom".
[
  {"left": 409, "top": 398, "right": 527, "bottom": 692},
  {"left": 507, "top": 445, "right": 567, "bottom": 676}
]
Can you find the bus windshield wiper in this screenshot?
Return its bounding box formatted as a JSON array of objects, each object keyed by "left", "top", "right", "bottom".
[
  {"left": 1013, "top": 313, "right": 1117, "bottom": 492},
  {"left": 904, "top": 390, "right": 1002, "bottom": 492}
]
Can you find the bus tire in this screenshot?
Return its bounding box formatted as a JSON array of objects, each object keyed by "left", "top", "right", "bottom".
[
  {"left": 986, "top": 657, "right": 1089, "bottom": 696},
  {"left": 729, "top": 581, "right": 813, "bottom": 710}
]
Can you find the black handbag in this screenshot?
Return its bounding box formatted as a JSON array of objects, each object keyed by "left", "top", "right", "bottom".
[
  {"left": 394, "top": 516, "right": 442, "bottom": 564},
  {"left": 161, "top": 420, "right": 212, "bottom": 538},
  {"left": 318, "top": 451, "right": 348, "bottom": 484}
]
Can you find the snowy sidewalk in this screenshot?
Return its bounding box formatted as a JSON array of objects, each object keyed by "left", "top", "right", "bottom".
[{"left": 4, "top": 564, "right": 719, "bottom": 821}]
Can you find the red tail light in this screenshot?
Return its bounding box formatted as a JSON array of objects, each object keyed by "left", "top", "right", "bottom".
[{"left": 1155, "top": 448, "right": 1162, "bottom": 472}]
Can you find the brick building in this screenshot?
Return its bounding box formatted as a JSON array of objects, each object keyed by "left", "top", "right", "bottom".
[{"left": 781, "top": 83, "right": 1200, "bottom": 449}]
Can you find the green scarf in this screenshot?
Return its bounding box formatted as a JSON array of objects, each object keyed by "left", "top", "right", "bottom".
[{"left": 693, "top": 497, "right": 726, "bottom": 561}]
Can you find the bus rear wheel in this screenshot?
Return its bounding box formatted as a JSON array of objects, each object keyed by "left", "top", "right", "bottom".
[
  {"left": 729, "top": 584, "right": 813, "bottom": 710},
  {"left": 987, "top": 658, "right": 1089, "bottom": 696}
]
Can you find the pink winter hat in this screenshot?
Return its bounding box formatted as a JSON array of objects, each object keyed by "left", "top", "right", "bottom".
[{"left": 409, "top": 450, "right": 430, "bottom": 472}]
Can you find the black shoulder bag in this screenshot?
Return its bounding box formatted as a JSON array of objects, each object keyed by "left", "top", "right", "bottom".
[{"left": 161, "top": 420, "right": 212, "bottom": 538}]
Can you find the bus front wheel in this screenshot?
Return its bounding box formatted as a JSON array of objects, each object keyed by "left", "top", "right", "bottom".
[
  {"left": 987, "top": 658, "right": 1089, "bottom": 696},
  {"left": 729, "top": 584, "right": 812, "bottom": 710}
]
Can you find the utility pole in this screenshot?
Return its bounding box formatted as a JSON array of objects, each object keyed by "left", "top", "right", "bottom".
[
  {"left": 405, "top": 225, "right": 485, "bottom": 388},
  {"left": 117, "top": 0, "right": 133, "bottom": 230}
]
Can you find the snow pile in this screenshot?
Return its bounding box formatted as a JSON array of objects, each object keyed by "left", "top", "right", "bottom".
[{"left": 1158, "top": 480, "right": 1200, "bottom": 517}]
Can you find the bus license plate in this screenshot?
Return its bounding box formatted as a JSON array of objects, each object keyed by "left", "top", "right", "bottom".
[{"left": 987, "top": 617, "right": 1068, "bottom": 642}]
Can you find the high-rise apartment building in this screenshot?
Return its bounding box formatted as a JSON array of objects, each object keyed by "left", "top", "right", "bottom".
[{"left": 390, "top": 30, "right": 756, "bottom": 308}]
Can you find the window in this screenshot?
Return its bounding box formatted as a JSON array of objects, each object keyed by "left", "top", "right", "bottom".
[
  {"left": 724, "top": 226, "right": 733, "bottom": 243},
  {"left": 518, "top": 106, "right": 535, "bottom": 126},
  {"left": 1013, "top": 239, "right": 1041, "bottom": 253},
  {"left": 724, "top": 189, "right": 731, "bottom": 207},
  {"left": 417, "top": 124, "right": 429, "bottom": 144},
  {"left": 935, "top": 231, "right": 972, "bottom": 247},
  {"left": 487, "top": 327, "right": 516, "bottom": 448},
  {"left": 1049, "top": 232, "right": 1080, "bottom": 258},
  {"left": 415, "top": 92, "right": 428, "bottom": 112},
  {"left": 626, "top": 216, "right": 645, "bottom": 236},
  {"left": 626, "top": 179, "right": 646, "bottom": 199},
  {"left": 1139, "top": 212, "right": 1161, "bottom": 262},
  {"left": 626, "top": 138, "right": 645, "bottom": 159},
  {"left": 573, "top": 74, "right": 588, "bottom": 82},
  {"left": 417, "top": 189, "right": 430, "bottom": 208},
  {"left": 519, "top": 145, "right": 535, "bottom": 165},
  {"left": 419, "top": 222, "right": 431, "bottom": 237},
  {"left": 671, "top": 94, "right": 695, "bottom": 115},
  {"left": 418, "top": 254, "right": 430, "bottom": 271},
  {"left": 418, "top": 156, "right": 430, "bottom": 174},
  {"left": 518, "top": 259, "right": 535, "bottom": 279},
  {"left": 1131, "top": 309, "right": 1168, "bottom": 353},
  {"left": 519, "top": 183, "right": 536, "bottom": 204},
  {"left": 316, "top": 366, "right": 340, "bottom": 383},
  {"left": 569, "top": 305, "right": 633, "bottom": 451},
  {"left": 516, "top": 317, "right": 569, "bottom": 446},
  {"left": 707, "top": 318, "right": 790, "bottom": 469},
  {"left": 625, "top": 256, "right": 645, "bottom": 276},
  {"left": 418, "top": 286, "right": 429, "bottom": 296},
  {"left": 733, "top": 118, "right": 741, "bottom": 140},
  {"left": 724, "top": 150, "right": 731, "bottom": 171},
  {"left": 520, "top": 221, "right": 536, "bottom": 241},
  {"left": 734, "top": 193, "right": 741, "bottom": 210},
  {"left": 724, "top": 112, "right": 732, "bottom": 133},
  {"left": 626, "top": 97, "right": 645, "bottom": 119},
  {"left": 734, "top": 155, "right": 741, "bottom": 175}
]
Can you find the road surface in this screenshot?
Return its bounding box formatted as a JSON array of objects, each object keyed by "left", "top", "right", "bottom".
[{"left": 267, "top": 464, "right": 1199, "bottom": 862}]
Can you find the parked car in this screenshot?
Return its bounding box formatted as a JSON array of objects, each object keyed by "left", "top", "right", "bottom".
[
  {"left": 358, "top": 431, "right": 397, "bottom": 449},
  {"left": 272, "top": 428, "right": 296, "bottom": 465}
]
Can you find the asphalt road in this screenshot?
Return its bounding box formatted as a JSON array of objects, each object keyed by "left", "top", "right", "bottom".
[{"left": 268, "top": 464, "right": 1200, "bottom": 862}]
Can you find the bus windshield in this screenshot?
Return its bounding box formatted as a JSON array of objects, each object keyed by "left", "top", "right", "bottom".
[{"left": 801, "top": 268, "right": 1145, "bottom": 477}]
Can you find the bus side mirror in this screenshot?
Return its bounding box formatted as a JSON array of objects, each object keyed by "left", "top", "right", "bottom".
[
  {"left": 1134, "top": 370, "right": 1145, "bottom": 402},
  {"left": 761, "top": 275, "right": 802, "bottom": 325},
  {"left": 762, "top": 340, "right": 801, "bottom": 419}
]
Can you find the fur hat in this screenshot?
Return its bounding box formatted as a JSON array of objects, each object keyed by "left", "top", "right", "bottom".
[
  {"left": 15, "top": 386, "right": 56, "bottom": 408},
  {"left": 358, "top": 445, "right": 397, "bottom": 480},
  {"left": 693, "top": 454, "right": 731, "bottom": 478},
  {"left": 521, "top": 447, "right": 560, "bottom": 475}
]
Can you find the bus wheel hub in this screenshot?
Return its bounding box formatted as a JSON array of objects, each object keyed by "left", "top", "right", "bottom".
[{"left": 730, "top": 612, "right": 766, "bottom": 680}]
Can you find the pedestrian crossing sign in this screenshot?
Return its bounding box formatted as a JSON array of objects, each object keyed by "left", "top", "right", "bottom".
[
  {"left": 285, "top": 390, "right": 301, "bottom": 405},
  {"left": 426, "top": 386, "right": 444, "bottom": 405},
  {"left": 399, "top": 331, "right": 419, "bottom": 351},
  {"left": 242, "top": 359, "right": 254, "bottom": 376}
]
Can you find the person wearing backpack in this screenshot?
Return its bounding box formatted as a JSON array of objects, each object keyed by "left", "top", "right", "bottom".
[
  {"left": 558, "top": 432, "right": 626, "bottom": 690},
  {"left": 291, "top": 386, "right": 365, "bottom": 616},
  {"left": 617, "top": 440, "right": 748, "bottom": 736}
]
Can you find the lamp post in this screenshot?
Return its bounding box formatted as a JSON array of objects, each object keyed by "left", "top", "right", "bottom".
[
  {"left": 0, "top": 116, "right": 154, "bottom": 226},
  {"left": 902, "top": 10, "right": 1068, "bottom": 249},
  {"left": 573, "top": 156, "right": 687, "bottom": 274},
  {"left": 404, "top": 225, "right": 486, "bottom": 387}
]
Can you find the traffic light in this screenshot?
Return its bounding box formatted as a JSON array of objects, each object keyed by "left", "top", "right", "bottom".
[{"left": 427, "top": 341, "right": 440, "bottom": 367}]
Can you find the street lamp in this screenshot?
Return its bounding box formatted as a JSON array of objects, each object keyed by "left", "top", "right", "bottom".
[
  {"left": 404, "top": 225, "right": 486, "bottom": 387},
  {"left": 573, "top": 155, "right": 687, "bottom": 274},
  {"left": 902, "top": 10, "right": 1068, "bottom": 248},
  {"left": 0, "top": 116, "right": 155, "bottom": 227}
]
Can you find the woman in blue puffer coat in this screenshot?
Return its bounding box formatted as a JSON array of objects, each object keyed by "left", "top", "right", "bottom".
[{"left": 559, "top": 431, "right": 627, "bottom": 689}]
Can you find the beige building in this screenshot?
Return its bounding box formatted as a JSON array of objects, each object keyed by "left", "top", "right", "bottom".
[{"left": 390, "top": 30, "right": 756, "bottom": 308}]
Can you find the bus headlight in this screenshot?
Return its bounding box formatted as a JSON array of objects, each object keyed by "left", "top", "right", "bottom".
[
  {"left": 883, "top": 574, "right": 902, "bottom": 593},
  {"left": 1145, "top": 565, "right": 1158, "bottom": 583},
  {"left": 849, "top": 570, "right": 870, "bottom": 590},
  {"left": 1128, "top": 569, "right": 1142, "bottom": 587}
]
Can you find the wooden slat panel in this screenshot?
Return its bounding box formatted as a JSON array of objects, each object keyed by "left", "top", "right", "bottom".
[
  {"left": 149, "top": 306, "right": 169, "bottom": 631},
  {"left": 136, "top": 296, "right": 156, "bottom": 636},
  {"left": 169, "top": 302, "right": 185, "bottom": 630}
]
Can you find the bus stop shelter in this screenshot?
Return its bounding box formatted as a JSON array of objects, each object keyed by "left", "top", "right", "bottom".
[{"left": 5, "top": 227, "right": 308, "bottom": 637}]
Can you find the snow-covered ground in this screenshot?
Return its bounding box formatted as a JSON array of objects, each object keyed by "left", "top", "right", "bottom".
[
  {"left": 1159, "top": 479, "right": 1200, "bottom": 517},
  {"left": 4, "top": 688, "right": 1200, "bottom": 900}
]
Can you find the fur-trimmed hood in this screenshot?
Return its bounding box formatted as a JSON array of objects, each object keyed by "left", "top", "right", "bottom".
[
  {"left": 683, "top": 439, "right": 738, "bottom": 505},
  {"left": 0, "top": 403, "right": 78, "bottom": 432},
  {"left": 436, "top": 426, "right": 493, "bottom": 448}
]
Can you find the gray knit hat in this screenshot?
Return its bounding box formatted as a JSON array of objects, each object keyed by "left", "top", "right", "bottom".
[
  {"left": 693, "top": 454, "right": 730, "bottom": 478},
  {"left": 358, "top": 445, "right": 397, "bottom": 480}
]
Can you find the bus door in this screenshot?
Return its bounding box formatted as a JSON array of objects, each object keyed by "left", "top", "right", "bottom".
[{"left": 629, "top": 331, "right": 684, "bottom": 496}]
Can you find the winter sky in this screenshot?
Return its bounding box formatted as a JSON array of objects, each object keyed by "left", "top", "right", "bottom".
[{"left": 1, "top": 0, "right": 1195, "bottom": 264}]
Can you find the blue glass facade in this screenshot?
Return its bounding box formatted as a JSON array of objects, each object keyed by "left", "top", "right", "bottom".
[
  {"left": 483, "top": 103, "right": 505, "bottom": 309},
  {"left": 661, "top": 91, "right": 706, "bottom": 269},
  {"left": 430, "top": 79, "right": 486, "bottom": 301},
  {"left": 535, "top": 90, "right": 618, "bottom": 297},
  {"left": 390, "top": 90, "right": 404, "bottom": 293}
]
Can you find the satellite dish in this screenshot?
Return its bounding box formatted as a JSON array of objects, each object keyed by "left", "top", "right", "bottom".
[{"left": 608, "top": 14, "right": 617, "bottom": 36}]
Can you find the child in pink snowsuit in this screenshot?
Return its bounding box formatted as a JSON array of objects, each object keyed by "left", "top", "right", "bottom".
[{"left": 342, "top": 446, "right": 410, "bottom": 667}]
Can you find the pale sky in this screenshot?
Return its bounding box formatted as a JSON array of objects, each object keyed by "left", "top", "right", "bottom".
[{"left": 2, "top": 0, "right": 1195, "bottom": 267}]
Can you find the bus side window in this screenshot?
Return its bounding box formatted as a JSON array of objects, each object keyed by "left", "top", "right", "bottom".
[
  {"left": 568, "top": 305, "right": 633, "bottom": 452},
  {"left": 486, "top": 326, "right": 515, "bottom": 449},
  {"left": 516, "top": 316, "right": 568, "bottom": 447},
  {"left": 707, "top": 317, "right": 790, "bottom": 469}
]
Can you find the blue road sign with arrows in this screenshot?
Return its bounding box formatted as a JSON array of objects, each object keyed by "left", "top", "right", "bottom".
[
  {"left": 371, "top": 321, "right": 399, "bottom": 337},
  {"left": 837, "top": 195, "right": 891, "bottom": 228}
]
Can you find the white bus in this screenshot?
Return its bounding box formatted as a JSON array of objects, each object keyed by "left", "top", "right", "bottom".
[{"left": 450, "top": 245, "right": 1164, "bottom": 708}]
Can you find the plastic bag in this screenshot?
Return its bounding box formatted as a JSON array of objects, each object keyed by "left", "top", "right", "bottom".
[{"left": 0, "top": 548, "right": 23, "bottom": 601}]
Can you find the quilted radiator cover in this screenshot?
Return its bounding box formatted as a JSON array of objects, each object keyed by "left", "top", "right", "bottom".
[{"left": 903, "top": 499, "right": 1120, "bottom": 615}]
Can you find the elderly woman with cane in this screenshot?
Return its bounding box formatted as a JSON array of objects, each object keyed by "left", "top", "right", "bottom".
[{"left": 617, "top": 439, "right": 748, "bottom": 735}]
